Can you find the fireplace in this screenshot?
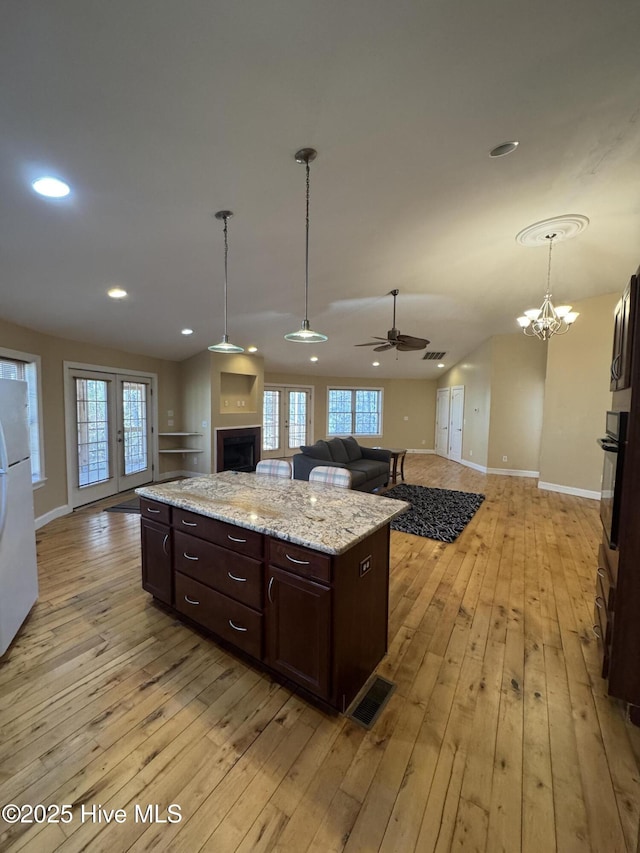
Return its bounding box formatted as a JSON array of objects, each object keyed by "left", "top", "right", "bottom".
[{"left": 216, "top": 426, "right": 261, "bottom": 473}]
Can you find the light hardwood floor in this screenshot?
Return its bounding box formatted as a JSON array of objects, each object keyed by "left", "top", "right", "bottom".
[{"left": 1, "top": 455, "right": 639, "bottom": 852}]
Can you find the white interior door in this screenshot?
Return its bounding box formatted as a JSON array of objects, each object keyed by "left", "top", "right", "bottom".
[
  {"left": 448, "top": 385, "right": 464, "bottom": 463},
  {"left": 66, "top": 368, "right": 153, "bottom": 507},
  {"left": 435, "top": 387, "right": 450, "bottom": 457},
  {"left": 263, "top": 386, "right": 312, "bottom": 458}
]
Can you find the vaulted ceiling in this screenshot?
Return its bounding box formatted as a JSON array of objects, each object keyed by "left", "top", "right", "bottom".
[{"left": 2, "top": 1, "right": 639, "bottom": 378}]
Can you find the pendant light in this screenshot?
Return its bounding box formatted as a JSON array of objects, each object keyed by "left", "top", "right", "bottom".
[
  {"left": 208, "top": 210, "right": 244, "bottom": 353},
  {"left": 284, "top": 148, "right": 328, "bottom": 343},
  {"left": 517, "top": 234, "right": 579, "bottom": 341}
]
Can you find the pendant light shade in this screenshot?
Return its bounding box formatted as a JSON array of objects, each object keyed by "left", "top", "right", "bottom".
[
  {"left": 208, "top": 210, "right": 244, "bottom": 354},
  {"left": 285, "top": 148, "right": 328, "bottom": 343}
]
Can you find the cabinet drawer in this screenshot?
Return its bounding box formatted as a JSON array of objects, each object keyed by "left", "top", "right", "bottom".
[
  {"left": 268, "top": 537, "right": 332, "bottom": 583},
  {"left": 173, "top": 508, "right": 263, "bottom": 559},
  {"left": 174, "top": 531, "right": 262, "bottom": 610},
  {"left": 597, "top": 544, "right": 617, "bottom": 604},
  {"left": 175, "top": 573, "right": 262, "bottom": 660},
  {"left": 140, "top": 498, "right": 171, "bottom": 524}
]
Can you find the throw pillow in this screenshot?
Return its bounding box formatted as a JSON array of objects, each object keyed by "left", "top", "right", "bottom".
[
  {"left": 300, "top": 440, "right": 332, "bottom": 461},
  {"left": 342, "top": 436, "right": 363, "bottom": 461},
  {"left": 327, "top": 437, "right": 350, "bottom": 463}
]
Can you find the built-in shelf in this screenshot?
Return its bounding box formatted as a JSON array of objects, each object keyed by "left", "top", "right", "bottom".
[{"left": 158, "top": 432, "right": 203, "bottom": 455}]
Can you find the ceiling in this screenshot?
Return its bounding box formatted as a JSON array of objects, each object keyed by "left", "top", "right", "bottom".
[{"left": 2, "top": 1, "right": 640, "bottom": 380}]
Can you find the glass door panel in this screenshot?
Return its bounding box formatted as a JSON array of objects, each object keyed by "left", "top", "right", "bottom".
[
  {"left": 75, "top": 378, "right": 110, "bottom": 487},
  {"left": 287, "top": 391, "right": 308, "bottom": 451},
  {"left": 262, "top": 390, "right": 282, "bottom": 457},
  {"left": 117, "top": 377, "right": 152, "bottom": 489}
]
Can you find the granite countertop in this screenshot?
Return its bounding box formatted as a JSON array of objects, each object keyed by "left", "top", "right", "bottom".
[{"left": 136, "top": 471, "right": 409, "bottom": 555}]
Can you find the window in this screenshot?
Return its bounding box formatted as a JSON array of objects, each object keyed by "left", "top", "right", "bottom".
[
  {"left": 327, "top": 388, "right": 382, "bottom": 436},
  {"left": 0, "top": 349, "right": 44, "bottom": 483}
]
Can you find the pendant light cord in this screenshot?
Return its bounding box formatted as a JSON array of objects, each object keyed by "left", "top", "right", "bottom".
[
  {"left": 545, "top": 234, "right": 555, "bottom": 298},
  {"left": 223, "top": 214, "right": 229, "bottom": 338},
  {"left": 304, "top": 159, "right": 310, "bottom": 323}
]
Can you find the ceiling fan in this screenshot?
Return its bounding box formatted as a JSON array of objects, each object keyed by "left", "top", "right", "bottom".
[{"left": 355, "top": 289, "right": 430, "bottom": 352}]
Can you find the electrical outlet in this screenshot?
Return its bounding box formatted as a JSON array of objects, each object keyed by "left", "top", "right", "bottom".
[
  {"left": 469, "top": 450, "right": 473, "bottom": 456},
  {"left": 167, "top": 419, "right": 174, "bottom": 427},
  {"left": 403, "top": 415, "right": 409, "bottom": 421},
  {"left": 421, "top": 439, "right": 426, "bottom": 445},
  {"left": 167, "top": 410, "right": 174, "bottom": 418},
  {"left": 502, "top": 455, "right": 508, "bottom": 462},
  {"left": 224, "top": 400, "right": 229, "bottom": 407}
]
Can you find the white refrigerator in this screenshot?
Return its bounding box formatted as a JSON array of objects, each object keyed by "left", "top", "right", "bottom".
[{"left": 0, "top": 378, "right": 39, "bottom": 656}]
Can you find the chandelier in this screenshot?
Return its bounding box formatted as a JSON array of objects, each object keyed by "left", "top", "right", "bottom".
[
  {"left": 517, "top": 234, "right": 579, "bottom": 340},
  {"left": 208, "top": 210, "right": 244, "bottom": 354},
  {"left": 284, "top": 148, "right": 328, "bottom": 343}
]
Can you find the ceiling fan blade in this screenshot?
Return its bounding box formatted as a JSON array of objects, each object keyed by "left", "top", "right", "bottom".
[
  {"left": 396, "top": 343, "right": 425, "bottom": 352},
  {"left": 354, "top": 341, "right": 383, "bottom": 347},
  {"left": 397, "top": 334, "right": 429, "bottom": 348},
  {"left": 374, "top": 343, "right": 394, "bottom": 352}
]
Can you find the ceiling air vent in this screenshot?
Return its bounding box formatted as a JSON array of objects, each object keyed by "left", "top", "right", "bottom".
[{"left": 422, "top": 351, "right": 447, "bottom": 361}]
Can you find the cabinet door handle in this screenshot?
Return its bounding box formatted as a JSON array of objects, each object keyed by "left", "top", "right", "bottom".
[
  {"left": 268, "top": 576, "right": 274, "bottom": 603},
  {"left": 183, "top": 552, "right": 199, "bottom": 561},
  {"left": 595, "top": 596, "right": 605, "bottom": 609},
  {"left": 597, "top": 567, "right": 606, "bottom": 578},
  {"left": 162, "top": 534, "right": 169, "bottom": 555},
  {"left": 592, "top": 624, "right": 601, "bottom": 639},
  {"left": 227, "top": 535, "right": 247, "bottom": 543},
  {"left": 146, "top": 507, "right": 160, "bottom": 514},
  {"left": 184, "top": 595, "right": 200, "bottom": 605},
  {"left": 228, "top": 572, "right": 247, "bottom": 582},
  {"left": 181, "top": 520, "right": 197, "bottom": 527},
  {"left": 286, "top": 554, "right": 310, "bottom": 565},
  {"left": 228, "top": 619, "right": 248, "bottom": 632}
]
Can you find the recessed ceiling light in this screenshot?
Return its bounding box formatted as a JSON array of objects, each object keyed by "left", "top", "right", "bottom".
[
  {"left": 107, "top": 287, "right": 128, "bottom": 299},
  {"left": 437, "top": 363, "right": 445, "bottom": 368},
  {"left": 489, "top": 141, "right": 519, "bottom": 158},
  {"left": 247, "top": 346, "right": 258, "bottom": 353},
  {"left": 310, "top": 356, "right": 318, "bottom": 362},
  {"left": 372, "top": 361, "right": 380, "bottom": 367},
  {"left": 32, "top": 176, "right": 71, "bottom": 198},
  {"left": 181, "top": 328, "right": 194, "bottom": 335}
]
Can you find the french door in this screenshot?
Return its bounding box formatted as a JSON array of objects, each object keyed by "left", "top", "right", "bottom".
[
  {"left": 262, "top": 386, "right": 312, "bottom": 458},
  {"left": 66, "top": 367, "right": 154, "bottom": 507}
]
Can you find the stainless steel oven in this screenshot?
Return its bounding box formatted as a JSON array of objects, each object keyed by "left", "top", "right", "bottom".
[{"left": 598, "top": 410, "right": 628, "bottom": 549}]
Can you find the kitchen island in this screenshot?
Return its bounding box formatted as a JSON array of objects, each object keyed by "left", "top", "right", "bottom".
[{"left": 136, "top": 471, "right": 408, "bottom": 712}]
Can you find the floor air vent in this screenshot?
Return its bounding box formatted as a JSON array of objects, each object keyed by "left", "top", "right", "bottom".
[{"left": 346, "top": 676, "right": 396, "bottom": 729}]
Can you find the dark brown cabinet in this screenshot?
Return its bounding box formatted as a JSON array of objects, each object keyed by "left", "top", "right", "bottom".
[
  {"left": 265, "top": 565, "right": 331, "bottom": 700},
  {"left": 140, "top": 516, "right": 172, "bottom": 605},
  {"left": 140, "top": 495, "right": 391, "bottom": 712},
  {"left": 610, "top": 276, "right": 635, "bottom": 391}
]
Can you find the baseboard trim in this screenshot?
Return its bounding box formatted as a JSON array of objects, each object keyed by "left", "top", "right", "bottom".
[
  {"left": 486, "top": 467, "right": 539, "bottom": 478},
  {"left": 35, "top": 504, "right": 72, "bottom": 530},
  {"left": 407, "top": 448, "right": 435, "bottom": 455},
  {"left": 459, "top": 458, "right": 488, "bottom": 473},
  {"left": 537, "top": 481, "right": 600, "bottom": 500}
]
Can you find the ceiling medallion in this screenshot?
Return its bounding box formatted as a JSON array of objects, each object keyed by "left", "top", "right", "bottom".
[{"left": 515, "top": 214, "right": 589, "bottom": 247}]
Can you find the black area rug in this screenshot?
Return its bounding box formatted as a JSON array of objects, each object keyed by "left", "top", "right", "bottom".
[
  {"left": 383, "top": 484, "right": 485, "bottom": 543},
  {"left": 104, "top": 497, "right": 140, "bottom": 513}
]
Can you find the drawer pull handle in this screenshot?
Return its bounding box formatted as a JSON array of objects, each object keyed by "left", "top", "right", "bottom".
[
  {"left": 183, "top": 552, "right": 199, "bottom": 561},
  {"left": 595, "top": 596, "right": 605, "bottom": 609},
  {"left": 184, "top": 595, "right": 200, "bottom": 606},
  {"left": 146, "top": 507, "right": 160, "bottom": 514},
  {"left": 268, "top": 576, "right": 274, "bottom": 603},
  {"left": 162, "top": 534, "right": 169, "bottom": 555},
  {"left": 182, "top": 520, "right": 197, "bottom": 527},
  {"left": 228, "top": 572, "right": 247, "bottom": 582},
  {"left": 227, "top": 535, "right": 247, "bottom": 543},
  {"left": 592, "top": 624, "right": 601, "bottom": 639},
  {"left": 286, "top": 554, "right": 310, "bottom": 565},
  {"left": 597, "top": 567, "right": 606, "bottom": 578},
  {"left": 229, "top": 619, "right": 248, "bottom": 632}
]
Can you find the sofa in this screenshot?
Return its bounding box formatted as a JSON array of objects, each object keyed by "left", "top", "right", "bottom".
[{"left": 292, "top": 436, "right": 391, "bottom": 492}]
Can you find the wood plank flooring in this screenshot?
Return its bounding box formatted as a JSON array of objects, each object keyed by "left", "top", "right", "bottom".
[{"left": 1, "top": 455, "right": 639, "bottom": 852}]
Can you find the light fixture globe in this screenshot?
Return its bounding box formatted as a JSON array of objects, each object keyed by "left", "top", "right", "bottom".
[
  {"left": 208, "top": 210, "right": 244, "bottom": 354},
  {"left": 285, "top": 148, "right": 328, "bottom": 344}
]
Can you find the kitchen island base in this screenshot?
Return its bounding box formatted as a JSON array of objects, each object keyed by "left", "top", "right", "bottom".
[{"left": 139, "top": 488, "right": 399, "bottom": 713}]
